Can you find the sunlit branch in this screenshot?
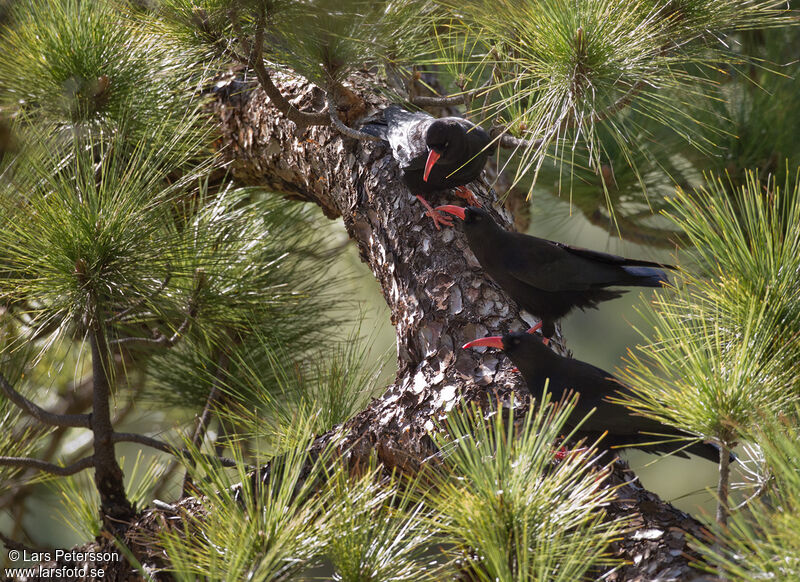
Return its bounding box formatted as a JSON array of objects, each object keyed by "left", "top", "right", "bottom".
[{"left": 326, "top": 93, "right": 381, "bottom": 141}]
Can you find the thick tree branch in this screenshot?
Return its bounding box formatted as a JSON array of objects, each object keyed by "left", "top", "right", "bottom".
[
  {"left": 36, "top": 68, "right": 713, "bottom": 582},
  {"left": 0, "top": 455, "right": 95, "bottom": 476},
  {"left": 0, "top": 372, "right": 91, "bottom": 428}
]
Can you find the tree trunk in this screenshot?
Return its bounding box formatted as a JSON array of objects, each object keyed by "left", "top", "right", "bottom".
[
  {"left": 20, "top": 69, "right": 716, "bottom": 581},
  {"left": 207, "top": 68, "right": 716, "bottom": 581}
]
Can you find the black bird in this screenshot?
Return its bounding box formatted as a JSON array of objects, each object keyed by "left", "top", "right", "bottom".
[
  {"left": 464, "top": 331, "right": 728, "bottom": 463},
  {"left": 436, "top": 205, "right": 673, "bottom": 339},
  {"left": 362, "top": 106, "right": 492, "bottom": 229}
]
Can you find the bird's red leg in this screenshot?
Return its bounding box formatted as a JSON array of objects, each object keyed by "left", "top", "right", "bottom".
[
  {"left": 416, "top": 195, "right": 454, "bottom": 230},
  {"left": 526, "top": 322, "right": 542, "bottom": 334},
  {"left": 553, "top": 445, "right": 589, "bottom": 461},
  {"left": 454, "top": 185, "right": 481, "bottom": 207},
  {"left": 526, "top": 321, "right": 549, "bottom": 346}
]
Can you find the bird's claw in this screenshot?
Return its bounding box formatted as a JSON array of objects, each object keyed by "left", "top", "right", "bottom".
[
  {"left": 455, "top": 186, "right": 481, "bottom": 207},
  {"left": 416, "top": 194, "right": 454, "bottom": 230},
  {"left": 425, "top": 209, "right": 454, "bottom": 230}
]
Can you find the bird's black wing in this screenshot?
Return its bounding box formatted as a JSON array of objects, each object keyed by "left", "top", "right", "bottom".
[
  {"left": 554, "top": 241, "right": 676, "bottom": 270},
  {"left": 550, "top": 358, "right": 678, "bottom": 439},
  {"left": 499, "top": 232, "right": 672, "bottom": 292},
  {"left": 498, "top": 233, "right": 612, "bottom": 292}
]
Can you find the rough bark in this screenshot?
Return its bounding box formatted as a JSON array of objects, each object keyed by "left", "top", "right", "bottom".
[{"left": 15, "top": 69, "right": 717, "bottom": 581}]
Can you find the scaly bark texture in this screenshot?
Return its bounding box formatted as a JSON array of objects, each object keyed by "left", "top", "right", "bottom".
[
  {"left": 205, "top": 69, "right": 714, "bottom": 581},
  {"left": 17, "top": 69, "right": 716, "bottom": 581}
]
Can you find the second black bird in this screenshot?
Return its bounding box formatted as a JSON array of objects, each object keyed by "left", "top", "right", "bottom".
[
  {"left": 437, "top": 205, "right": 674, "bottom": 339},
  {"left": 464, "top": 331, "right": 726, "bottom": 463}
]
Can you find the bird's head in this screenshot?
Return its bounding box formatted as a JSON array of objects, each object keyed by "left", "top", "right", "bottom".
[{"left": 423, "top": 120, "right": 464, "bottom": 181}]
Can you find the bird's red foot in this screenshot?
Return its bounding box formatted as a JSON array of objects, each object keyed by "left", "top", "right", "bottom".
[
  {"left": 554, "top": 446, "right": 589, "bottom": 461},
  {"left": 454, "top": 185, "right": 481, "bottom": 207},
  {"left": 525, "top": 322, "right": 550, "bottom": 345},
  {"left": 416, "top": 195, "right": 454, "bottom": 230}
]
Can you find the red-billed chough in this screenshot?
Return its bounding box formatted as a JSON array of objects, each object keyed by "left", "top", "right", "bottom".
[
  {"left": 362, "top": 106, "right": 492, "bottom": 229},
  {"left": 437, "top": 205, "right": 674, "bottom": 339},
  {"left": 464, "top": 331, "right": 729, "bottom": 463}
]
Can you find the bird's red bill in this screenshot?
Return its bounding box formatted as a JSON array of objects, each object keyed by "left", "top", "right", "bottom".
[
  {"left": 462, "top": 336, "right": 504, "bottom": 350},
  {"left": 423, "top": 149, "right": 441, "bottom": 182},
  {"left": 435, "top": 205, "right": 466, "bottom": 220}
]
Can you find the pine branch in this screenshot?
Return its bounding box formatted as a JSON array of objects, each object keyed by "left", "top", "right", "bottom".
[
  {"left": 410, "top": 76, "right": 494, "bottom": 108},
  {"left": 234, "top": 11, "right": 329, "bottom": 129},
  {"left": 0, "top": 455, "right": 95, "bottom": 476},
  {"left": 89, "top": 324, "right": 135, "bottom": 523},
  {"left": 716, "top": 442, "right": 732, "bottom": 526},
  {"left": 0, "top": 530, "right": 46, "bottom": 554},
  {"left": 182, "top": 352, "right": 230, "bottom": 494},
  {"left": 410, "top": 93, "right": 471, "bottom": 107},
  {"left": 0, "top": 372, "right": 91, "bottom": 428},
  {"left": 110, "top": 274, "right": 201, "bottom": 348},
  {"left": 326, "top": 92, "right": 381, "bottom": 141},
  {"left": 112, "top": 432, "right": 243, "bottom": 469}
]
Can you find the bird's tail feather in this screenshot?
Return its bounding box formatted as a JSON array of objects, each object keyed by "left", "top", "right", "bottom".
[
  {"left": 621, "top": 266, "right": 669, "bottom": 287},
  {"left": 684, "top": 441, "right": 737, "bottom": 464}
]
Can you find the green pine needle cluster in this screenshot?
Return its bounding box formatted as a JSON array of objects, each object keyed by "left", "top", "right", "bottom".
[
  {"left": 155, "top": 397, "right": 623, "bottom": 581},
  {"left": 697, "top": 408, "right": 800, "bottom": 580},
  {"left": 429, "top": 395, "right": 624, "bottom": 581},
  {"left": 619, "top": 171, "right": 800, "bottom": 448},
  {"left": 0, "top": 0, "right": 200, "bottom": 137},
  {"left": 160, "top": 430, "right": 335, "bottom": 581},
  {"left": 427, "top": 0, "right": 789, "bottom": 195}
]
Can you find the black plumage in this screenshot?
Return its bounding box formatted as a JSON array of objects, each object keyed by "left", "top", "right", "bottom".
[
  {"left": 465, "top": 331, "right": 727, "bottom": 463},
  {"left": 362, "top": 106, "right": 492, "bottom": 228},
  {"left": 437, "top": 205, "right": 673, "bottom": 338}
]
